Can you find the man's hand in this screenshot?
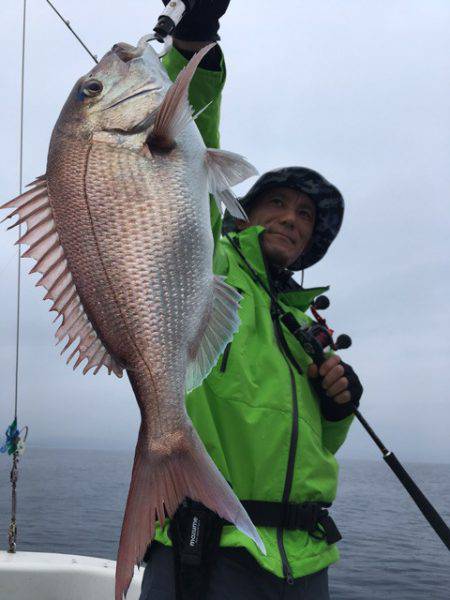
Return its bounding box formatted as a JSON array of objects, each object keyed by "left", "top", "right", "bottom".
[
  {"left": 308, "top": 355, "right": 351, "bottom": 404},
  {"left": 308, "top": 355, "right": 363, "bottom": 421},
  {"left": 162, "top": 0, "right": 231, "bottom": 41}
]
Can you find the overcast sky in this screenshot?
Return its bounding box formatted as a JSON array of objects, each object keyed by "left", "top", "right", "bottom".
[{"left": 1, "top": 0, "right": 449, "bottom": 465}]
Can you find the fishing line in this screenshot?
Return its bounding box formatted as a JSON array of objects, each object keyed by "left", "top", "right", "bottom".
[
  {"left": 45, "top": 0, "right": 98, "bottom": 64},
  {"left": 0, "top": 251, "right": 18, "bottom": 279},
  {"left": 15, "top": 0, "right": 27, "bottom": 423},
  {"left": 4, "top": 0, "right": 28, "bottom": 555}
]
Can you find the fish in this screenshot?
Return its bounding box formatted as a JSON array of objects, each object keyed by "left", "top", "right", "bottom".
[{"left": 1, "top": 38, "right": 265, "bottom": 598}]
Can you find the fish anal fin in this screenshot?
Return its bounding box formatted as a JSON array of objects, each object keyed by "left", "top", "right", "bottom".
[
  {"left": 205, "top": 148, "right": 258, "bottom": 219},
  {"left": 148, "top": 43, "right": 216, "bottom": 151},
  {"left": 1, "top": 176, "right": 123, "bottom": 379},
  {"left": 186, "top": 275, "right": 242, "bottom": 392}
]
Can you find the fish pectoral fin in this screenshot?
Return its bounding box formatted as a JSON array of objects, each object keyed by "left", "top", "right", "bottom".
[
  {"left": 186, "top": 276, "right": 242, "bottom": 392},
  {"left": 205, "top": 148, "right": 258, "bottom": 219},
  {"left": 147, "top": 43, "right": 216, "bottom": 151}
]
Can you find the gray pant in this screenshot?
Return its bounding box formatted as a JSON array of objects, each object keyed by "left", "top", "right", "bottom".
[{"left": 139, "top": 542, "right": 330, "bottom": 600}]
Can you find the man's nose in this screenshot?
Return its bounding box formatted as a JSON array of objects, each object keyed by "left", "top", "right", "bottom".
[{"left": 280, "top": 210, "right": 296, "bottom": 229}]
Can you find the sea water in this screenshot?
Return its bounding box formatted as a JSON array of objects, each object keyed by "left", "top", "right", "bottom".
[{"left": 0, "top": 449, "right": 449, "bottom": 599}]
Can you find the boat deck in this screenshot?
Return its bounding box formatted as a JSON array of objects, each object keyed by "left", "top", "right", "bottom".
[{"left": 0, "top": 551, "right": 143, "bottom": 599}]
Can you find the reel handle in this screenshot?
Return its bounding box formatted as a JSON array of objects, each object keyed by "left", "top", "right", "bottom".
[
  {"left": 335, "top": 334, "right": 352, "bottom": 350},
  {"left": 311, "top": 295, "right": 330, "bottom": 310}
]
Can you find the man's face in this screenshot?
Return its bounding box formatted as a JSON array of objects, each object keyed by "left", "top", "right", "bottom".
[{"left": 236, "top": 187, "right": 316, "bottom": 268}]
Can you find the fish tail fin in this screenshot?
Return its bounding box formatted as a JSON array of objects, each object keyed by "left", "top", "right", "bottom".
[{"left": 115, "top": 424, "right": 265, "bottom": 600}]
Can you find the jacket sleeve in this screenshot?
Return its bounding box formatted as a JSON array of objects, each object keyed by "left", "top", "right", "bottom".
[
  {"left": 321, "top": 414, "right": 354, "bottom": 455},
  {"left": 162, "top": 46, "right": 226, "bottom": 247}
]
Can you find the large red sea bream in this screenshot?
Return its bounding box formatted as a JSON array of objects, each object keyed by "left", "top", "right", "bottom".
[{"left": 1, "top": 38, "right": 264, "bottom": 598}]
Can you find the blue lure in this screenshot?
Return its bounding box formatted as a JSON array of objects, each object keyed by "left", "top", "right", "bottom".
[{"left": 0, "top": 419, "right": 27, "bottom": 456}]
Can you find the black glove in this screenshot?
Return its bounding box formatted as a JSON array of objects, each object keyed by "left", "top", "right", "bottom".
[
  {"left": 312, "top": 361, "right": 363, "bottom": 422},
  {"left": 163, "top": 0, "right": 231, "bottom": 41}
]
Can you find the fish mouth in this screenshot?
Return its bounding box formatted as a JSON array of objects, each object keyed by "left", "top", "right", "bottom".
[
  {"left": 102, "top": 86, "right": 162, "bottom": 111},
  {"left": 112, "top": 42, "right": 142, "bottom": 63}
]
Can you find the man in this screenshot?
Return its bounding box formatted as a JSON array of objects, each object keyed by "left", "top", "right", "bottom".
[{"left": 140, "top": 2, "right": 363, "bottom": 598}]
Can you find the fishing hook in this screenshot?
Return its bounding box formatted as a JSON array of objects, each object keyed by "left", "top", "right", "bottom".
[{"left": 138, "top": 33, "right": 173, "bottom": 59}]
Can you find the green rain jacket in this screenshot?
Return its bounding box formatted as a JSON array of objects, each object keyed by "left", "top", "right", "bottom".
[{"left": 154, "top": 47, "right": 354, "bottom": 580}]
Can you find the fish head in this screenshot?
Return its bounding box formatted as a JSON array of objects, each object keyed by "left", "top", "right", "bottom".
[{"left": 56, "top": 39, "right": 171, "bottom": 137}]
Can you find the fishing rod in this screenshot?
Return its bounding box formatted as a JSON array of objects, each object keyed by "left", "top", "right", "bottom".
[
  {"left": 45, "top": 0, "right": 98, "bottom": 63},
  {"left": 45, "top": 0, "right": 195, "bottom": 65},
  {"left": 225, "top": 233, "right": 450, "bottom": 551}
]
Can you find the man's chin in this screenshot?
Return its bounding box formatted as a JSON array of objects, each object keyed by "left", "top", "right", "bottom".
[{"left": 262, "top": 243, "right": 292, "bottom": 269}]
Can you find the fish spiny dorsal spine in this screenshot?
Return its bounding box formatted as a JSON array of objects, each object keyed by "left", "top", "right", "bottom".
[{"left": 1, "top": 176, "right": 123, "bottom": 377}]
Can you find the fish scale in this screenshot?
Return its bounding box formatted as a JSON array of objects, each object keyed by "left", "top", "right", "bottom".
[{"left": 82, "top": 140, "right": 209, "bottom": 398}]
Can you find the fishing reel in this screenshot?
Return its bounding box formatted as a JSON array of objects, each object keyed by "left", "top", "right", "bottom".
[{"left": 281, "top": 295, "right": 352, "bottom": 366}]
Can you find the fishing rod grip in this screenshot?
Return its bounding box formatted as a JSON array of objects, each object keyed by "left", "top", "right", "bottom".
[
  {"left": 154, "top": 1, "right": 197, "bottom": 41},
  {"left": 383, "top": 451, "right": 450, "bottom": 550}
]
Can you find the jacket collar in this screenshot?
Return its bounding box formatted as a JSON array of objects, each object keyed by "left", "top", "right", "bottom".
[{"left": 225, "top": 226, "right": 329, "bottom": 312}]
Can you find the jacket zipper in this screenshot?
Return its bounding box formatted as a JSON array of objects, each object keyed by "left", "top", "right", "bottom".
[
  {"left": 250, "top": 235, "right": 300, "bottom": 585},
  {"left": 272, "top": 305, "right": 299, "bottom": 585},
  {"left": 229, "top": 233, "right": 301, "bottom": 583},
  {"left": 220, "top": 342, "right": 232, "bottom": 373}
]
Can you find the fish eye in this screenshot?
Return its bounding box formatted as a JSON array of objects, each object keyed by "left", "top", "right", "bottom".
[{"left": 82, "top": 79, "right": 103, "bottom": 97}]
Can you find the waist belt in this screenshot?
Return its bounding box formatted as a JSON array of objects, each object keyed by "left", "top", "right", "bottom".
[
  {"left": 239, "top": 500, "right": 342, "bottom": 544},
  {"left": 155, "top": 499, "right": 342, "bottom": 600}
]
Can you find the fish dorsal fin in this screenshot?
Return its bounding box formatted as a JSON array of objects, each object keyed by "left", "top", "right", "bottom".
[
  {"left": 205, "top": 148, "right": 258, "bottom": 219},
  {"left": 1, "top": 177, "right": 123, "bottom": 378},
  {"left": 186, "top": 275, "right": 242, "bottom": 392},
  {"left": 148, "top": 43, "right": 216, "bottom": 150}
]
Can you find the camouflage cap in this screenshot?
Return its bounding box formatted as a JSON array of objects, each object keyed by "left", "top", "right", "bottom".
[{"left": 222, "top": 166, "right": 344, "bottom": 270}]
